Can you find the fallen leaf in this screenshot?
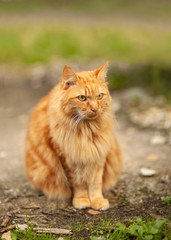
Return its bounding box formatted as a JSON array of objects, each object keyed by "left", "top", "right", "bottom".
[
  {"left": 120, "top": 221, "right": 126, "bottom": 226},
  {"left": 15, "top": 214, "right": 44, "bottom": 218},
  {"left": 1, "top": 216, "right": 10, "bottom": 227},
  {"left": 0, "top": 225, "right": 16, "bottom": 233},
  {"left": 21, "top": 204, "right": 40, "bottom": 209},
  {"left": 1, "top": 231, "right": 12, "bottom": 240},
  {"left": 16, "top": 225, "right": 72, "bottom": 235},
  {"left": 15, "top": 214, "right": 30, "bottom": 218},
  {"left": 145, "top": 154, "right": 160, "bottom": 161},
  {"left": 87, "top": 209, "right": 102, "bottom": 215},
  {"left": 34, "top": 227, "right": 71, "bottom": 235}
]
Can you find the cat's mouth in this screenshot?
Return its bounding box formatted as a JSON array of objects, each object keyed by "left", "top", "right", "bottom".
[
  {"left": 75, "top": 111, "right": 99, "bottom": 121},
  {"left": 86, "top": 112, "right": 98, "bottom": 120}
]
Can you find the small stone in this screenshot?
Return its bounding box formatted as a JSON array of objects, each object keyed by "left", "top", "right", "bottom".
[
  {"left": 16, "top": 223, "right": 28, "bottom": 231},
  {"left": 140, "top": 168, "right": 156, "bottom": 177},
  {"left": 1, "top": 231, "right": 12, "bottom": 240},
  {"left": 150, "top": 135, "right": 165, "bottom": 145},
  {"left": 0, "top": 151, "right": 7, "bottom": 158}
]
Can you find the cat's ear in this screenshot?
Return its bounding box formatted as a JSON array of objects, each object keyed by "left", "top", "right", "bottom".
[
  {"left": 62, "top": 65, "right": 78, "bottom": 89},
  {"left": 94, "top": 62, "right": 108, "bottom": 82}
]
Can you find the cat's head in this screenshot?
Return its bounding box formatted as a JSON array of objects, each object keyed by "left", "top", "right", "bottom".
[{"left": 59, "top": 62, "right": 111, "bottom": 121}]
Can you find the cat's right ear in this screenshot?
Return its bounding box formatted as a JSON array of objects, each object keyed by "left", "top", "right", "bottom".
[{"left": 62, "top": 65, "right": 78, "bottom": 89}]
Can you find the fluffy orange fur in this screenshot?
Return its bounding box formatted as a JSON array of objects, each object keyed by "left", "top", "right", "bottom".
[{"left": 25, "top": 62, "right": 122, "bottom": 210}]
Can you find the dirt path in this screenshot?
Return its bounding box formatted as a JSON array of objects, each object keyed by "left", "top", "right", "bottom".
[
  {"left": 0, "top": 67, "right": 170, "bottom": 237},
  {"left": 1, "top": 7, "right": 171, "bottom": 30}
]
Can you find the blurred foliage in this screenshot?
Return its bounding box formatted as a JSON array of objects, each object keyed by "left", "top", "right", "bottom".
[
  {"left": 0, "top": 0, "right": 171, "bottom": 99},
  {"left": 108, "top": 65, "right": 171, "bottom": 100},
  {"left": 0, "top": 0, "right": 48, "bottom": 11},
  {"left": 0, "top": 0, "right": 171, "bottom": 66},
  {"left": 0, "top": 25, "right": 171, "bottom": 67}
]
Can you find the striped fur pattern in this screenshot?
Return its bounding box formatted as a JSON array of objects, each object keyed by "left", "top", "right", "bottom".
[{"left": 25, "top": 62, "right": 122, "bottom": 210}]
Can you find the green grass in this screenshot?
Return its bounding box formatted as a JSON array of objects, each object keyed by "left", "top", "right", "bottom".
[
  {"left": 0, "top": 0, "right": 171, "bottom": 67},
  {"left": 0, "top": 24, "right": 171, "bottom": 99},
  {"left": 0, "top": 24, "right": 171, "bottom": 67},
  {"left": 7, "top": 216, "right": 171, "bottom": 240},
  {"left": 162, "top": 196, "right": 171, "bottom": 205}
]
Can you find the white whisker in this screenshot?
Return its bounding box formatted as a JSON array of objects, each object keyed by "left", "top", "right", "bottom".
[
  {"left": 67, "top": 113, "right": 80, "bottom": 139},
  {"left": 73, "top": 115, "right": 85, "bottom": 132},
  {"left": 67, "top": 113, "right": 85, "bottom": 141}
]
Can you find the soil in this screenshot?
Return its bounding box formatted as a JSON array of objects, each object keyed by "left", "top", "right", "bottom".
[{"left": 0, "top": 66, "right": 171, "bottom": 239}]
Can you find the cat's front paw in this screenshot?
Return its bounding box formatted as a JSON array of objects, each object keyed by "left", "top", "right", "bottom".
[
  {"left": 73, "top": 197, "right": 91, "bottom": 209},
  {"left": 91, "top": 198, "right": 109, "bottom": 210}
]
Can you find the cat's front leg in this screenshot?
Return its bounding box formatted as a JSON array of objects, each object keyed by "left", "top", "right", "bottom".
[
  {"left": 89, "top": 166, "right": 109, "bottom": 210},
  {"left": 72, "top": 183, "right": 91, "bottom": 209}
]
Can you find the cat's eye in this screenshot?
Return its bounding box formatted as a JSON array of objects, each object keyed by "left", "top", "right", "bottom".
[
  {"left": 97, "top": 93, "right": 103, "bottom": 100},
  {"left": 78, "top": 95, "right": 87, "bottom": 101}
]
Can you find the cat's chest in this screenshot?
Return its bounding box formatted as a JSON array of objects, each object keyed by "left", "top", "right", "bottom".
[{"left": 57, "top": 128, "right": 113, "bottom": 164}]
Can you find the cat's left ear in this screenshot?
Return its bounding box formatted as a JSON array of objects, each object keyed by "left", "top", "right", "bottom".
[
  {"left": 62, "top": 65, "right": 78, "bottom": 89},
  {"left": 94, "top": 62, "right": 108, "bottom": 82}
]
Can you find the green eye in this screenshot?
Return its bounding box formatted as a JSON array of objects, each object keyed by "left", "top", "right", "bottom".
[
  {"left": 97, "top": 93, "right": 103, "bottom": 100},
  {"left": 78, "top": 95, "right": 87, "bottom": 101}
]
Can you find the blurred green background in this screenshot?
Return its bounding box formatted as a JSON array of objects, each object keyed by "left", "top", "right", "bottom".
[{"left": 0, "top": 0, "right": 171, "bottom": 99}]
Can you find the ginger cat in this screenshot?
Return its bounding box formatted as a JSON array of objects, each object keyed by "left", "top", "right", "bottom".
[{"left": 25, "top": 62, "right": 122, "bottom": 210}]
